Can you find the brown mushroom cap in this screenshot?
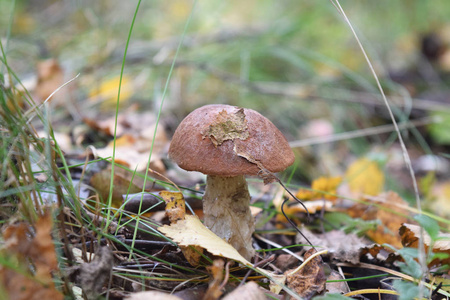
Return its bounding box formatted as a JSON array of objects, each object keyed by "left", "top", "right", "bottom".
[{"left": 169, "top": 104, "right": 295, "bottom": 176}]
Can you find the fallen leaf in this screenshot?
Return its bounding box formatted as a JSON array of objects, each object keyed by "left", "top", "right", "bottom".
[
  {"left": 348, "top": 191, "right": 410, "bottom": 248},
  {"left": 160, "top": 191, "right": 186, "bottom": 223},
  {"left": 158, "top": 215, "right": 286, "bottom": 293},
  {"left": 159, "top": 191, "right": 203, "bottom": 266},
  {"left": 77, "top": 246, "right": 114, "bottom": 300},
  {"left": 35, "top": 58, "right": 65, "bottom": 103},
  {"left": 0, "top": 212, "right": 63, "bottom": 300},
  {"left": 222, "top": 281, "right": 267, "bottom": 300},
  {"left": 296, "top": 227, "right": 370, "bottom": 265},
  {"left": 285, "top": 249, "right": 326, "bottom": 298},
  {"left": 296, "top": 176, "right": 342, "bottom": 201},
  {"left": 158, "top": 215, "right": 252, "bottom": 267},
  {"left": 88, "top": 75, "right": 133, "bottom": 108},
  {"left": 95, "top": 125, "right": 168, "bottom": 172},
  {"left": 326, "top": 270, "right": 351, "bottom": 295},
  {"left": 345, "top": 158, "right": 384, "bottom": 196},
  {"left": 400, "top": 223, "right": 450, "bottom": 267},
  {"left": 284, "top": 200, "right": 333, "bottom": 214}
]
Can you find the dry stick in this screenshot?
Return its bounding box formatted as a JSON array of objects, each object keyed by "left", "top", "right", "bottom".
[
  {"left": 219, "top": 261, "right": 232, "bottom": 291},
  {"left": 330, "top": 0, "right": 427, "bottom": 292}
]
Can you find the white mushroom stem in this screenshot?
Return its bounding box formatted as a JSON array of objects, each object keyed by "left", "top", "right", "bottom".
[{"left": 203, "top": 175, "right": 255, "bottom": 261}]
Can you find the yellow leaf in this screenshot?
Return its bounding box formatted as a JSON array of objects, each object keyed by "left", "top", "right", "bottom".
[
  {"left": 296, "top": 176, "right": 342, "bottom": 201},
  {"left": 158, "top": 215, "right": 252, "bottom": 267},
  {"left": 159, "top": 191, "right": 186, "bottom": 223},
  {"left": 345, "top": 158, "right": 384, "bottom": 196},
  {"left": 159, "top": 192, "right": 203, "bottom": 266},
  {"left": 88, "top": 75, "right": 133, "bottom": 107},
  {"left": 158, "top": 215, "right": 288, "bottom": 292}
]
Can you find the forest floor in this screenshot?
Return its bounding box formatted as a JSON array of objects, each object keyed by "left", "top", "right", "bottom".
[{"left": 1, "top": 1, "right": 450, "bottom": 299}]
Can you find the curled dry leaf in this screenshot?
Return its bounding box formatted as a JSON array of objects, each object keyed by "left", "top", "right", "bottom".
[
  {"left": 77, "top": 246, "right": 114, "bottom": 300},
  {"left": 285, "top": 249, "right": 326, "bottom": 299},
  {"left": 400, "top": 223, "right": 450, "bottom": 267}
]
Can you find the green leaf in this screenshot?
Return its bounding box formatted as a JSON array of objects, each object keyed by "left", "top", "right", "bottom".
[
  {"left": 414, "top": 214, "right": 440, "bottom": 241},
  {"left": 392, "top": 280, "right": 423, "bottom": 300}
]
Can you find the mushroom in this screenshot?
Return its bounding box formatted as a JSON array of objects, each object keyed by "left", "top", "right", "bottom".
[{"left": 168, "top": 104, "right": 295, "bottom": 260}]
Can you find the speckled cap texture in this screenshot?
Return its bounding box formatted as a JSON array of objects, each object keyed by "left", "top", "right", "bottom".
[{"left": 168, "top": 104, "right": 295, "bottom": 176}]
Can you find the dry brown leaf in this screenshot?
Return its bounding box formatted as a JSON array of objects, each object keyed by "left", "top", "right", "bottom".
[
  {"left": 400, "top": 223, "right": 450, "bottom": 267},
  {"left": 285, "top": 249, "right": 326, "bottom": 298},
  {"left": 35, "top": 58, "right": 64, "bottom": 103},
  {"left": 347, "top": 191, "right": 410, "bottom": 248},
  {"left": 0, "top": 212, "right": 63, "bottom": 300},
  {"left": 296, "top": 227, "right": 370, "bottom": 264},
  {"left": 95, "top": 126, "right": 168, "bottom": 172},
  {"left": 78, "top": 246, "right": 114, "bottom": 300}
]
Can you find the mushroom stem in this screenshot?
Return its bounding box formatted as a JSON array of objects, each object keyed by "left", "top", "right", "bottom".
[{"left": 203, "top": 175, "right": 255, "bottom": 261}]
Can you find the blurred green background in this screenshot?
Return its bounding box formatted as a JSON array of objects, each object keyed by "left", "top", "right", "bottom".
[{"left": 2, "top": 0, "right": 450, "bottom": 196}]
